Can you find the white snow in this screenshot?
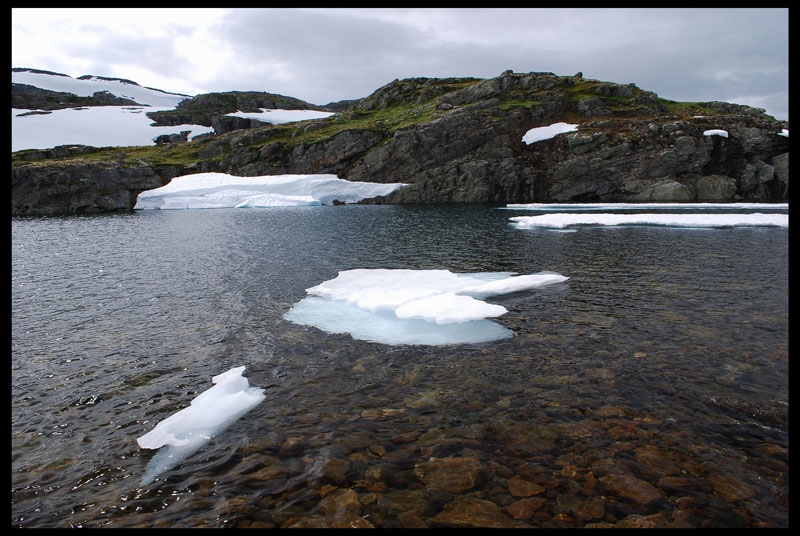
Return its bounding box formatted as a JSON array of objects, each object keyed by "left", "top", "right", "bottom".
[
  {"left": 12, "top": 106, "right": 214, "bottom": 152},
  {"left": 522, "top": 122, "right": 579, "bottom": 144},
  {"left": 509, "top": 212, "right": 788, "bottom": 229},
  {"left": 521, "top": 123, "right": 789, "bottom": 145},
  {"left": 11, "top": 70, "right": 335, "bottom": 152},
  {"left": 227, "top": 108, "right": 333, "bottom": 123},
  {"left": 134, "top": 172, "right": 407, "bottom": 209},
  {"left": 12, "top": 69, "right": 190, "bottom": 108},
  {"left": 703, "top": 129, "right": 728, "bottom": 138},
  {"left": 284, "top": 269, "right": 569, "bottom": 345},
  {"left": 137, "top": 366, "right": 265, "bottom": 485}
]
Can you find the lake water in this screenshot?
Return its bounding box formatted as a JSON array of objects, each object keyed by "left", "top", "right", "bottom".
[{"left": 11, "top": 204, "right": 789, "bottom": 528}]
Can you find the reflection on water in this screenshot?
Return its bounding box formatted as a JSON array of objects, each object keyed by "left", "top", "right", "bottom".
[{"left": 12, "top": 204, "right": 788, "bottom": 528}]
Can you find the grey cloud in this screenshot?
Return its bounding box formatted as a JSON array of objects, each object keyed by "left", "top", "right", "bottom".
[
  {"left": 20, "top": 8, "right": 783, "bottom": 118},
  {"left": 196, "top": 8, "right": 787, "bottom": 117}
]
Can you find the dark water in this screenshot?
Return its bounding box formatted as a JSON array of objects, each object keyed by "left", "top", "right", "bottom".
[{"left": 11, "top": 204, "right": 788, "bottom": 528}]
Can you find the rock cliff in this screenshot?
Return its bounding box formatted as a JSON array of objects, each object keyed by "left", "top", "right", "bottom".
[{"left": 11, "top": 70, "right": 788, "bottom": 216}]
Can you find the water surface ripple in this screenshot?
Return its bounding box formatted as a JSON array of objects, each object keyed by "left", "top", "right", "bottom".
[{"left": 11, "top": 204, "right": 788, "bottom": 528}]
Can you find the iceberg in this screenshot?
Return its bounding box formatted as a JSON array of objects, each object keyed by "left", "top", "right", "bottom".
[
  {"left": 284, "top": 269, "right": 569, "bottom": 345},
  {"left": 137, "top": 366, "right": 265, "bottom": 485},
  {"left": 134, "top": 172, "right": 407, "bottom": 209}
]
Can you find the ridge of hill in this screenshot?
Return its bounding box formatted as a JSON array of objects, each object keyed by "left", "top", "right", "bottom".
[{"left": 11, "top": 69, "right": 789, "bottom": 216}]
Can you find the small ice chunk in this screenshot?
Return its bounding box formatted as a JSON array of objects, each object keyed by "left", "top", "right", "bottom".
[{"left": 137, "top": 366, "right": 265, "bottom": 485}]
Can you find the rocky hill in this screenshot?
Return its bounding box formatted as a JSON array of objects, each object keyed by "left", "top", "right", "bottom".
[
  {"left": 12, "top": 83, "right": 142, "bottom": 110},
  {"left": 145, "top": 91, "right": 330, "bottom": 133},
  {"left": 11, "top": 70, "right": 789, "bottom": 216}
]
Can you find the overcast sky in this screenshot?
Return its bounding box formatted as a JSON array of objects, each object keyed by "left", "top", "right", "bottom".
[{"left": 11, "top": 7, "right": 788, "bottom": 120}]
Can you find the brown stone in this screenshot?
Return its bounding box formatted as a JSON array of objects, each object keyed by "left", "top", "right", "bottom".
[
  {"left": 335, "top": 431, "right": 373, "bottom": 454},
  {"left": 432, "top": 496, "right": 530, "bottom": 528},
  {"left": 284, "top": 515, "right": 327, "bottom": 528},
  {"left": 315, "top": 488, "right": 375, "bottom": 528},
  {"left": 606, "top": 421, "right": 640, "bottom": 440},
  {"left": 391, "top": 432, "right": 420, "bottom": 444},
  {"left": 507, "top": 475, "right": 546, "bottom": 497},
  {"left": 709, "top": 473, "right": 756, "bottom": 502},
  {"left": 614, "top": 513, "right": 671, "bottom": 528},
  {"left": 556, "top": 493, "right": 606, "bottom": 523},
  {"left": 375, "top": 488, "right": 428, "bottom": 514},
  {"left": 280, "top": 435, "right": 308, "bottom": 456},
  {"left": 598, "top": 472, "right": 665, "bottom": 504},
  {"left": 367, "top": 481, "right": 388, "bottom": 493},
  {"left": 559, "top": 464, "right": 579, "bottom": 478},
  {"left": 319, "top": 488, "right": 360, "bottom": 515},
  {"left": 413, "top": 456, "right": 486, "bottom": 494},
  {"left": 396, "top": 510, "right": 427, "bottom": 528},
  {"left": 593, "top": 405, "right": 631, "bottom": 418},
  {"left": 634, "top": 444, "right": 681, "bottom": 476},
  {"left": 585, "top": 521, "right": 615, "bottom": 528},
  {"left": 307, "top": 457, "right": 351, "bottom": 484},
  {"left": 243, "top": 462, "right": 288, "bottom": 483},
  {"left": 382, "top": 443, "right": 423, "bottom": 465},
  {"left": 504, "top": 496, "right": 546, "bottom": 519},
  {"left": 556, "top": 421, "right": 597, "bottom": 439},
  {"left": 583, "top": 471, "right": 597, "bottom": 490},
  {"left": 760, "top": 458, "right": 788, "bottom": 473},
  {"left": 755, "top": 443, "right": 788, "bottom": 459},
  {"left": 657, "top": 475, "right": 712, "bottom": 495}
]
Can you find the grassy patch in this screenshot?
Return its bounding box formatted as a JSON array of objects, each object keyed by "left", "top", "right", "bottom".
[
  {"left": 498, "top": 98, "right": 545, "bottom": 111},
  {"left": 658, "top": 99, "right": 719, "bottom": 118}
]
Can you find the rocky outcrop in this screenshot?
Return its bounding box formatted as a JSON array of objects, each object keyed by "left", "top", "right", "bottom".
[
  {"left": 211, "top": 115, "right": 271, "bottom": 135},
  {"left": 12, "top": 83, "right": 142, "bottom": 110},
  {"left": 11, "top": 153, "right": 185, "bottom": 216},
  {"left": 344, "top": 75, "right": 788, "bottom": 204},
  {"left": 11, "top": 71, "right": 788, "bottom": 216},
  {"left": 154, "top": 131, "right": 191, "bottom": 144},
  {"left": 146, "top": 91, "right": 329, "bottom": 127}
]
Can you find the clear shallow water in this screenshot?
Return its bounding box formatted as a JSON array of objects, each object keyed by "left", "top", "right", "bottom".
[{"left": 11, "top": 204, "right": 788, "bottom": 528}]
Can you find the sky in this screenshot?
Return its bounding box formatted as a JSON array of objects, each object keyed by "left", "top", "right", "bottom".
[{"left": 11, "top": 7, "right": 789, "bottom": 121}]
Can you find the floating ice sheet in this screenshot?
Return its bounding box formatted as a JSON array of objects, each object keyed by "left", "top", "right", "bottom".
[
  {"left": 137, "top": 366, "right": 265, "bottom": 485},
  {"left": 134, "top": 172, "right": 407, "bottom": 209},
  {"left": 509, "top": 212, "right": 788, "bottom": 229},
  {"left": 502, "top": 202, "right": 789, "bottom": 211},
  {"left": 284, "top": 269, "right": 569, "bottom": 345}
]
